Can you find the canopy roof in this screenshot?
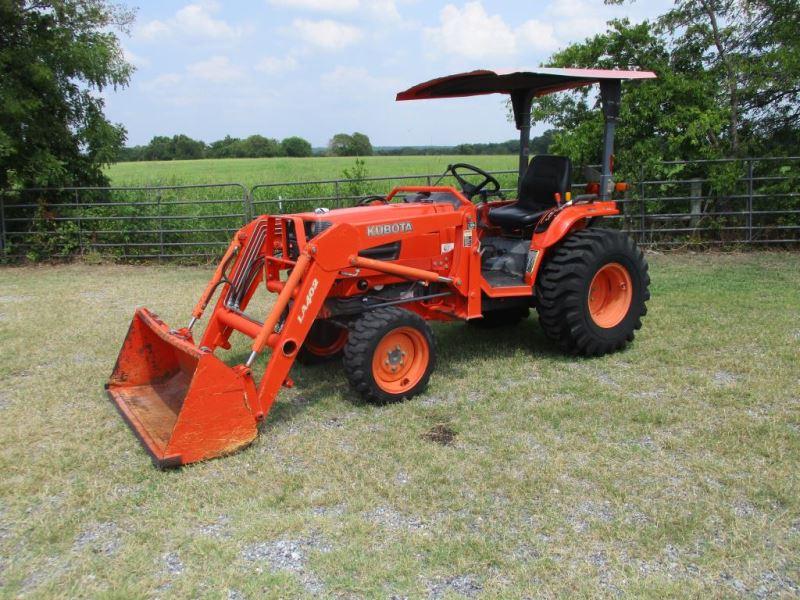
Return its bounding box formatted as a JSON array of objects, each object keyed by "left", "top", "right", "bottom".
[{"left": 396, "top": 68, "right": 656, "bottom": 101}]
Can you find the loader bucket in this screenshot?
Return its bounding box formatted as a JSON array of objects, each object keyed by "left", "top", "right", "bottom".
[{"left": 106, "top": 308, "right": 258, "bottom": 467}]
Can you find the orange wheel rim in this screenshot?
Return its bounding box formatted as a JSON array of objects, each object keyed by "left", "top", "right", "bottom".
[
  {"left": 588, "top": 262, "right": 633, "bottom": 328},
  {"left": 305, "top": 327, "right": 347, "bottom": 357},
  {"left": 372, "top": 326, "right": 429, "bottom": 394}
]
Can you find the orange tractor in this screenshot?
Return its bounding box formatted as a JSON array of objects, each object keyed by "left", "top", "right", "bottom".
[{"left": 107, "top": 68, "right": 655, "bottom": 467}]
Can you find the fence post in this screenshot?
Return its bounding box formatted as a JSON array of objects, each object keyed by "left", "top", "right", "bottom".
[
  {"left": 334, "top": 181, "right": 340, "bottom": 208},
  {"left": 747, "top": 159, "right": 754, "bottom": 242},
  {"left": 690, "top": 179, "right": 703, "bottom": 229},
  {"left": 74, "top": 189, "right": 83, "bottom": 255},
  {"left": 157, "top": 189, "right": 164, "bottom": 262},
  {"left": 639, "top": 164, "right": 646, "bottom": 244},
  {"left": 0, "top": 192, "right": 5, "bottom": 253},
  {"left": 244, "top": 186, "right": 252, "bottom": 223}
]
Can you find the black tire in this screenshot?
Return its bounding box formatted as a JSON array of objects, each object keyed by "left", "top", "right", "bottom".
[
  {"left": 468, "top": 306, "right": 530, "bottom": 328},
  {"left": 343, "top": 307, "right": 436, "bottom": 404},
  {"left": 535, "top": 228, "right": 649, "bottom": 356},
  {"left": 296, "top": 320, "right": 348, "bottom": 365}
]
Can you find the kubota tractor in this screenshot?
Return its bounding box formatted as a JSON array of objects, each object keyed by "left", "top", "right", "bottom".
[{"left": 107, "top": 68, "right": 654, "bottom": 467}]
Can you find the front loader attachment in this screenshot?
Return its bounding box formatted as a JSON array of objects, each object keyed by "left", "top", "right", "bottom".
[{"left": 106, "top": 308, "right": 258, "bottom": 467}]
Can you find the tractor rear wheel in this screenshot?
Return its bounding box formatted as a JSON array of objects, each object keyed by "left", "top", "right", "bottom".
[
  {"left": 343, "top": 307, "right": 436, "bottom": 403},
  {"left": 535, "top": 228, "right": 649, "bottom": 356},
  {"left": 297, "top": 320, "right": 348, "bottom": 365}
]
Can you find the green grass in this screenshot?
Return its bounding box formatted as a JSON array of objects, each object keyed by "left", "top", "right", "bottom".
[
  {"left": 106, "top": 155, "right": 519, "bottom": 188},
  {"left": 1, "top": 252, "right": 799, "bottom": 598}
]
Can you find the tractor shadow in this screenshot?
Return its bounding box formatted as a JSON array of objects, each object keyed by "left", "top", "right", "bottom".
[{"left": 228, "top": 316, "right": 574, "bottom": 429}]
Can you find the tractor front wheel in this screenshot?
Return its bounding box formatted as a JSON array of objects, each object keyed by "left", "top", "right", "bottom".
[
  {"left": 535, "top": 228, "right": 650, "bottom": 356},
  {"left": 343, "top": 307, "right": 436, "bottom": 403}
]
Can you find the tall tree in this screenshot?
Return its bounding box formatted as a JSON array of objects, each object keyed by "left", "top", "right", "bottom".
[
  {"left": 328, "top": 133, "right": 354, "bottom": 156},
  {"left": 532, "top": 1, "right": 799, "bottom": 178},
  {"left": 531, "top": 19, "right": 725, "bottom": 177},
  {"left": 0, "top": 0, "right": 134, "bottom": 188},
  {"left": 350, "top": 132, "right": 373, "bottom": 156}
]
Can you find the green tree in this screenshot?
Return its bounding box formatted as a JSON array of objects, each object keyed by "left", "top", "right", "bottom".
[
  {"left": 172, "top": 134, "right": 205, "bottom": 160},
  {"left": 281, "top": 136, "right": 312, "bottom": 157},
  {"left": 241, "top": 135, "right": 283, "bottom": 158},
  {"left": 207, "top": 135, "right": 241, "bottom": 158},
  {"left": 328, "top": 132, "right": 373, "bottom": 156},
  {"left": 328, "top": 133, "right": 354, "bottom": 156},
  {"left": 530, "top": 18, "right": 726, "bottom": 179},
  {"left": 350, "top": 132, "right": 373, "bottom": 156},
  {"left": 535, "top": 1, "right": 800, "bottom": 179},
  {"left": 0, "top": 0, "right": 135, "bottom": 188},
  {"left": 143, "top": 136, "right": 174, "bottom": 161}
]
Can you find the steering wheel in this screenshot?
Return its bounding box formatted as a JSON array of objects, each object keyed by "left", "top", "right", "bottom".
[
  {"left": 447, "top": 163, "right": 500, "bottom": 200},
  {"left": 356, "top": 195, "right": 388, "bottom": 206}
]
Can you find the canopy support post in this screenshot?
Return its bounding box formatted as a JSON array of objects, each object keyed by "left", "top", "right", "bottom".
[
  {"left": 599, "top": 80, "right": 621, "bottom": 201},
  {"left": 511, "top": 90, "right": 535, "bottom": 194}
]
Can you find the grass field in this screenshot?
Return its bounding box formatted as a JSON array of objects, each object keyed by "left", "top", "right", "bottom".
[
  {"left": 1, "top": 253, "right": 799, "bottom": 598},
  {"left": 106, "top": 156, "right": 519, "bottom": 188}
]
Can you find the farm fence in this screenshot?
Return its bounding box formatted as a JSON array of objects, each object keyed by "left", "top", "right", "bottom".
[{"left": 1, "top": 156, "right": 797, "bottom": 262}]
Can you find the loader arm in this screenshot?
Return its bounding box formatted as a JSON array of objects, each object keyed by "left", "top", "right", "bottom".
[{"left": 245, "top": 223, "right": 360, "bottom": 417}]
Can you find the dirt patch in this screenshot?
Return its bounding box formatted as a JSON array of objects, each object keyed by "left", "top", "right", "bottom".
[
  {"left": 310, "top": 504, "right": 345, "bottom": 517},
  {"left": 73, "top": 522, "right": 122, "bottom": 556},
  {"left": 568, "top": 500, "right": 616, "bottom": 533},
  {"left": 241, "top": 537, "right": 331, "bottom": 595},
  {"left": 426, "top": 574, "right": 483, "bottom": 599},
  {"left": 162, "top": 551, "right": 184, "bottom": 576},
  {"left": 197, "top": 514, "right": 232, "bottom": 539},
  {"left": 421, "top": 423, "right": 457, "bottom": 446},
  {"left": 366, "top": 506, "right": 426, "bottom": 532},
  {"left": 713, "top": 370, "right": 739, "bottom": 385}
]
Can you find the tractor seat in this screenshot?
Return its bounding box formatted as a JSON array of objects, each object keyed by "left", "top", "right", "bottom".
[{"left": 489, "top": 155, "right": 572, "bottom": 229}]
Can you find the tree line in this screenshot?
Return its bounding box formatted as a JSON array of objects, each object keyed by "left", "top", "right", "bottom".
[
  {"left": 375, "top": 131, "right": 555, "bottom": 156},
  {"left": 116, "top": 130, "right": 556, "bottom": 162},
  {"left": 118, "top": 135, "right": 314, "bottom": 161}
]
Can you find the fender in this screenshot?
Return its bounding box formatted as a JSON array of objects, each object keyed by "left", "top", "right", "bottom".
[{"left": 531, "top": 201, "right": 619, "bottom": 250}]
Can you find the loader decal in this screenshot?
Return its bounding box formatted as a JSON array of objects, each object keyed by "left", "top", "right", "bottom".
[
  {"left": 366, "top": 222, "right": 413, "bottom": 237},
  {"left": 297, "top": 278, "right": 319, "bottom": 324}
]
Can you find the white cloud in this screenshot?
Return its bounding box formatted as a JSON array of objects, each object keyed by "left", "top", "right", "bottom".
[
  {"left": 268, "top": 0, "right": 359, "bottom": 11},
  {"left": 364, "top": 0, "right": 400, "bottom": 21},
  {"left": 516, "top": 20, "right": 559, "bottom": 52},
  {"left": 137, "top": 2, "right": 250, "bottom": 42},
  {"left": 424, "top": 1, "right": 559, "bottom": 59},
  {"left": 320, "top": 66, "right": 400, "bottom": 96},
  {"left": 291, "top": 19, "right": 363, "bottom": 50},
  {"left": 141, "top": 73, "right": 183, "bottom": 91},
  {"left": 267, "top": 0, "right": 399, "bottom": 20},
  {"left": 546, "top": 0, "right": 614, "bottom": 40},
  {"left": 255, "top": 55, "right": 299, "bottom": 74},
  {"left": 187, "top": 56, "right": 246, "bottom": 82},
  {"left": 122, "top": 46, "right": 150, "bottom": 68}
]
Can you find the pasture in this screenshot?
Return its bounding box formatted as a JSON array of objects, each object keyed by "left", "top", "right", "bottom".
[
  {"left": 0, "top": 252, "right": 798, "bottom": 598},
  {"left": 106, "top": 155, "right": 519, "bottom": 188}
]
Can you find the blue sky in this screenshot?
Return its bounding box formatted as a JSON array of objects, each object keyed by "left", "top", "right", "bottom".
[{"left": 106, "top": 0, "right": 671, "bottom": 148}]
